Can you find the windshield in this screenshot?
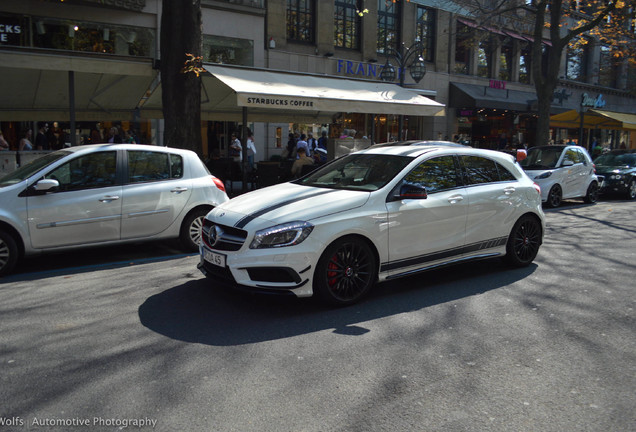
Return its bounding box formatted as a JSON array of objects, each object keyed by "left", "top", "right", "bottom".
[
  {"left": 594, "top": 152, "right": 636, "bottom": 168},
  {"left": 519, "top": 147, "right": 563, "bottom": 169},
  {"left": 295, "top": 153, "right": 412, "bottom": 191},
  {"left": 0, "top": 151, "right": 71, "bottom": 187}
]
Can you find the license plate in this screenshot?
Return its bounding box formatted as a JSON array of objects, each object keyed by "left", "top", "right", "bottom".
[{"left": 204, "top": 249, "right": 226, "bottom": 267}]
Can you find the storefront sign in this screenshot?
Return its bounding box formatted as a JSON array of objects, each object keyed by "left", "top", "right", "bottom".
[
  {"left": 69, "top": 0, "right": 146, "bottom": 12},
  {"left": 581, "top": 93, "right": 606, "bottom": 109},
  {"left": 336, "top": 59, "right": 384, "bottom": 79},
  {"left": 244, "top": 97, "right": 315, "bottom": 108},
  {"left": 0, "top": 22, "right": 22, "bottom": 44},
  {"left": 457, "top": 109, "right": 475, "bottom": 116},
  {"left": 489, "top": 79, "right": 506, "bottom": 90},
  {"left": 552, "top": 88, "right": 572, "bottom": 104}
]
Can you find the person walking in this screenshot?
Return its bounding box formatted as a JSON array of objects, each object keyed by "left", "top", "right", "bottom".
[
  {"left": 19, "top": 129, "right": 33, "bottom": 151},
  {"left": 35, "top": 122, "right": 49, "bottom": 150},
  {"left": 295, "top": 133, "right": 310, "bottom": 159}
]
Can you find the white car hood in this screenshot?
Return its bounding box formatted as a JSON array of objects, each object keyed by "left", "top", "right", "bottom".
[{"left": 207, "top": 183, "right": 370, "bottom": 230}]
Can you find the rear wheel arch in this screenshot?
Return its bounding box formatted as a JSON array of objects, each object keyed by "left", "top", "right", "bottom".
[
  {"left": 0, "top": 221, "right": 25, "bottom": 257},
  {"left": 179, "top": 205, "right": 214, "bottom": 252}
]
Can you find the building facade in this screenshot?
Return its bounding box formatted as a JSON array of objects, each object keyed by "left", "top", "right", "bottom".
[{"left": 1, "top": 0, "right": 634, "bottom": 163}]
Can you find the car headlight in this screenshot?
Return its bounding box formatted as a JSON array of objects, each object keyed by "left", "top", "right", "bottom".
[
  {"left": 610, "top": 174, "right": 622, "bottom": 180},
  {"left": 535, "top": 171, "right": 553, "bottom": 179},
  {"left": 250, "top": 221, "right": 314, "bottom": 249}
]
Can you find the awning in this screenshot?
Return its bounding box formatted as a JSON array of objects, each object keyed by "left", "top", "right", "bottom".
[
  {"left": 410, "top": 0, "right": 472, "bottom": 15},
  {"left": 0, "top": 50, "right": 157, "bottom": 121},
  {"left": 140, "top": 64, "right": 445, "bottom": 122},
  {"left": 450, "top": 82, "right": 537, "bottom": 111},
  {"left": 550, "top": 109, "right": 636, "bottom": 130}
]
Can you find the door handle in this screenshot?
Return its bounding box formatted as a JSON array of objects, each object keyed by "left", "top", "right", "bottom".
[
  {"left": 171, "top": 187, "right": 189, "bottom": 193},
  {"left": 447, "top": 195, "right": 464, "bottom": 204},
  {"left": 99, "top": 195, "right": 120, "bottom": 202},
  {"left": 503, "top": 186, "right": 516, "bottom": 195}
]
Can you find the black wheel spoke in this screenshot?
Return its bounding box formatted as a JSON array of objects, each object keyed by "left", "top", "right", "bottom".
[{"left": 322, "top": 240, "right": 374, "bottom": 303}]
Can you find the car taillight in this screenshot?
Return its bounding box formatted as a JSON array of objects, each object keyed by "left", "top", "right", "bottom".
[
  {"left": 533, "top": 182, "right": 541, "bottom": 195},
  {"left": 212, "top": 176, "right": 226, "bottom": 192},
  {"left": 592, "top": 163, "right": 596, "bottom": 174}
]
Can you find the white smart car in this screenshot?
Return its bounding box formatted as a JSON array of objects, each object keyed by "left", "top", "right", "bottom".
[
  {"left": 519, "top": 145, "right": 599, "bottom": 208},
  {"left": 0, "top": 144, "right": 229, "bottom": 276},
  {"left": 199, "top": 143, "right": 545, "bottom": 305}
]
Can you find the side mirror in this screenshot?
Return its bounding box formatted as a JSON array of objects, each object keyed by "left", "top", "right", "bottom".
[
  {"left": 561, "top": 160, "right": 574, "bottom": 167},
  {"left": 34, "top": 178, "right": 60, "bottom": 191},
  {"left": 398, "top": 183, "right": 428, "bottom": 200}
]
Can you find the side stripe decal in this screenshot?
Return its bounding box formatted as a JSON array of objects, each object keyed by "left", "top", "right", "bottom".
[
  {"left": 380, "top": 236, "right": 508, "bottom": 272},
  {"left": 234, "top": 189, "right": 337, "bottom": 229}
]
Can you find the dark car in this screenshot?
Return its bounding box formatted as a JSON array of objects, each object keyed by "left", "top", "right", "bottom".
[{"left": 595, "top": 149, "right": 636, "bottom": 199}]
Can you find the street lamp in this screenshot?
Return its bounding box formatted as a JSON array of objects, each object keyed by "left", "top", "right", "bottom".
[{"left": 379, "top": 41, "right": 427, "bottom": 139}]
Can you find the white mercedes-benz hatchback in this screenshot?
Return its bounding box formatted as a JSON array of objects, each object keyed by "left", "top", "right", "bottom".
[
  {"left": 199, "top": 143, "right": 545, "bottom": 305},
  {"left": 0, "top": 144, "right": 229, "bottom": 276}
]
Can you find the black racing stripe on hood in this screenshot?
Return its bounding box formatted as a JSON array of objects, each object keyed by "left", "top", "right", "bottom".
[{"left": 235, "top": 189, "right": 338, "bottom": 229}]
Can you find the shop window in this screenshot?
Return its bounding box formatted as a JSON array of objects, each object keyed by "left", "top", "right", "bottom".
[
  {"left": 499, "top": 38, "right": 513, "bottom": 81},
  {"left": 599, "top": 44, "right": 618, "bottom": 88},
  {"left": 455, "top": 22, "right": 471, "bottom": 75},
  {"left": 203, "top": 35, "right": 254, "bottom": 66},
  {"left": 0, "top": 13, "right": 154, "bottom": 57},
  {"left": 566, "top": 37, "right": 590, "bottom": 82},
  {"left": 377, "top": 0, "right": 400, "bottom": 55},
  {"left": 416, "top": 6, "right": 435, "bottom": 63},
  {"left": 287, "top": 0, "right": 315, "bottom": 43},
  {"left": 477, "top": 36, "right": 493, "bottom": 78},
  {"left": 519, "top": 45, "right": 532, "bottom": 84},
  {"left": 334, "top": 0, "right": 361, "bottom": 50}
]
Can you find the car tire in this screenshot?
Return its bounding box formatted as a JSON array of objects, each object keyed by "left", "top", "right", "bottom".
[
  {"left": 0, "top": 230, "right": 19, "bottom": 277},
  {"left": 504, "top": 215, "right": 542, "bottom": 267},
  {"left": 546, "top": 184, "right": 562, "bottom": 208},
  {"left": 179, "top": 207, "right": 211, "bottom": 252},
  {"left": 627, "top": 179, "right": 636, "bottom": 200},
  {"left": 583, "top": 182, "right": 599, "bottom": 204},
  {"left": 313, "top": 236, "right": 377, "bottom": 306}
]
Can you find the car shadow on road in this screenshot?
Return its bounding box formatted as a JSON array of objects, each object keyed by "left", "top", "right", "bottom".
[{"left": 138, "top": 259, "right": 537, "bottom": 346}]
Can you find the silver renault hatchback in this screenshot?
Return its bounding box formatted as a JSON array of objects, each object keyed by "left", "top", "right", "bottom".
[{"left": 0, "top": 144, "right": 229, "bottom": 276}]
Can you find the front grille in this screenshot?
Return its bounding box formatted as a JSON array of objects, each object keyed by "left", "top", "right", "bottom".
[{"left": 202, "top": 219, "right": 247, "bottom": 251}]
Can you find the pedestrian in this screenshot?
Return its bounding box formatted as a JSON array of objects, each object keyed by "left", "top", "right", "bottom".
[
  {"left": 295, "top": 133, "right": 310, "bottom": 159},
  {"left": 291, "top": 147, "right": 314, "bottom": 178},
  {"left": 0, "top": 130, "right": 9, "bottom": 150},
  {"left": 306, "top": 132, "right": 317, "bottom": 155},
  {"left": 317, "top": 131, "right": 328, "bottom": 151},
  {"left": 284, "top": 133, "right": 297, "bottom": 159},
  {"left": 35, "top": 122, "right": 49, "bottom": 150},
  {"left": 19, "top": 129, "right": 33, "bottom": 151},
  {"left": 246, "top": 128, "right": 257, "bottom": 171},
  {"left": 230, "top": 133, "right": 242, "bottom": 162}
]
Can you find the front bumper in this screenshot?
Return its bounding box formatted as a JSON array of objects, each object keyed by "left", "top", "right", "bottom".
[
  {"left": 198, "top": 242, "right": 319, "bottom": 298},
  {"left": 598, "top": 175, "right": 628, "bottom": 195}
]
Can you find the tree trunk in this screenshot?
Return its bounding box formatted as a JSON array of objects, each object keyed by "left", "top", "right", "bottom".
[{"left": 160, "top": 0, "right": 202, "bottom": 154}]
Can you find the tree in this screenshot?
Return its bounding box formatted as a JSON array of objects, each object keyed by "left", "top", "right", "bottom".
[
  {"left": 459, "top": 0, "right": 635, "bottom": 147},
  {"left": 160, "top": 0, "right": 202, "bottom": 154}
]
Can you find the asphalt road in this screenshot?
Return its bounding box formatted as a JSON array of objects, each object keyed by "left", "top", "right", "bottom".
[{"left": 1, "top": 199, "right": 634, "bottom": 432}]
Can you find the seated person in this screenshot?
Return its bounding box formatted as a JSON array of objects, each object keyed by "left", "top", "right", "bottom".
[{"left": 291, "top": 147, "right": 314, "bottom": 178}]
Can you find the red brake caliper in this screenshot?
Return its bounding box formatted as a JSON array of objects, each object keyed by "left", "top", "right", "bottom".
[{"left": 327, "top": 254, "right": 338, "bottom": 288}]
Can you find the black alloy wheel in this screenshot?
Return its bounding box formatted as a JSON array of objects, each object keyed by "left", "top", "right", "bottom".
[
  {"left": 627, "top": 179, "right": 636, "bottom": 200},
  {"left": 0, "top": 230, "right": 19, "bottom": 277},
  {"left": 546, "top": 184, "right": 562, "bottom": 208},
  {"left": 505, "top": 215, "right": 542, "bottom": 267},
  {"left": 314, "top": 237, "right": 377, "bottom": 306},
  {"left": 584, "top": 182, "right": 599, "bottom": 204}
]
